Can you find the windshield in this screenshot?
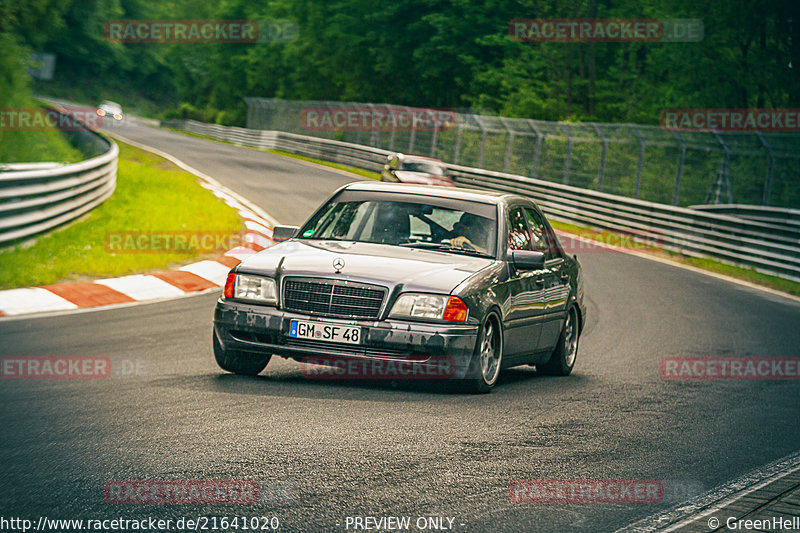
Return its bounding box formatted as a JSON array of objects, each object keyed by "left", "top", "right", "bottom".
[
  {"left": 99, "top": 101, "right": 121, "bottom": 113},
  {"left": 299, "top": 197, "right": 496, "bottom": 257},
  {"left": 399, "top": 160, "right": 445, "bottom": 176}
]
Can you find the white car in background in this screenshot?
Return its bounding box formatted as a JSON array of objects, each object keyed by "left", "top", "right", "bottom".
[{"left": 96, "top": 100, "right": 123, "bottom": 121}]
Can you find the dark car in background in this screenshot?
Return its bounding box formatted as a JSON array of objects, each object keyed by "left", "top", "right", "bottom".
[
  {"left": 381, "top": 153, "right": 454, "bottom": 187},
  {"left": 213, "top": 182, "right": 585, "bottom": 393}
]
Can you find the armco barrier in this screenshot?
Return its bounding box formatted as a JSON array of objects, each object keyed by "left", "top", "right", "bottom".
[
  {"left": 161, "top": 119, "right": 800, "bottom": 282},
  {"left": 244, "top": 97, "right": 800, "bottom": 209},
  {"left": 0, "top": 109, "right": 118, "bottom": 245},
  {"left": 689, "top": 204, "right": 800, "bottom": 230}
]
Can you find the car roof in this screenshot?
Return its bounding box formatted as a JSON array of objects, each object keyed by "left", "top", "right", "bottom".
[{"left": 342, "top": 181, "right": 526, "bottom": 205}]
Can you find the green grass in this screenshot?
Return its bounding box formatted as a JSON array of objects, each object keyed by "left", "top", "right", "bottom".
[
  {"left": 0, "top": 100, "right": 84, "bottom": 164},
  {"left": 549, "top": 220, "right": 800, "bottom": 297},
  {"left": 0, "top": 141, "right": 243, "bottom": 289},
  {"left": 669, "top": 255, "right": 800, "bottom": 297},
  {"left": 549, "top": 220, "right": 661, "bottom": 252}
]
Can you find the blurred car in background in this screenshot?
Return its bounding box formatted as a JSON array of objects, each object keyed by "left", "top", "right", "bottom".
[
  {"left": 96, "top": 100, "right": 123, "bottom": 121},
  {"left": 381, "top": 153, "right": 454, "bottom": 187}
]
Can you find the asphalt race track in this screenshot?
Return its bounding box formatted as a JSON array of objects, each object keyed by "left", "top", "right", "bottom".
[{"left": 1, "top": 120, "right": 799, "bottom": 532}]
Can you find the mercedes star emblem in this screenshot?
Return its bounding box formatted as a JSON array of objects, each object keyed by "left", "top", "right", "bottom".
[{"left": 332, "top": 257, "right": 345, "bottom": 272}]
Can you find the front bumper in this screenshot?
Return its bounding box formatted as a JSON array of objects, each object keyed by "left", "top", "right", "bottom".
[{"left": 213, "top": 299, "right": 480, "bottom": 379}]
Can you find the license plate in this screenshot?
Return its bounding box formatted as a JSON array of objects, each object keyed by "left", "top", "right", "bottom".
[{"left": 289, "top": 320, "right": 362, "bottom": 345}]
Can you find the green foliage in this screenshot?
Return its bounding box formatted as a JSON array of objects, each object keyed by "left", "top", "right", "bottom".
[
  {"left": 0, "top": 33, "right": 29, "bottom": 109},
  {"left": 0, "top": 32, "right": 83, "bottom": 163},
  {"left": 2, "top": 0, "right": 797, "bottom": 127}
]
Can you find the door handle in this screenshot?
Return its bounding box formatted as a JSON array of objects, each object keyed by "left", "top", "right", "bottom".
[{"left": 535, "top": 277, "right": 546, "bottom": 286}]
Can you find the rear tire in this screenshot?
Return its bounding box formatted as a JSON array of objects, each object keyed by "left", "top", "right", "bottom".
[
  {"left": 213, "top": 333, "right": 270, "bottom": 376},
  {"left": 462, "top": 315, "right": 503, "bottom": 394},
  {"left": 539, "top": 307, "right": 578, "bottom": 376}
]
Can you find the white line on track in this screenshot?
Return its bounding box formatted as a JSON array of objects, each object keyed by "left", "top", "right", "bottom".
[
  {"left": 179, "top": 260, "right": 232, "bottom": 286},
  {"left": 0, "top": 287, "right": 223, "bottom": 322},
  {"left": 95, "top": 275, "right": 185, "bottom": 300},
  {"left": 555, "top": 230, "right": 800, "bottom": 305},
  {"left": 0, "top": 287, "right": 78, "bottom": 315},
  {"left": 615, "top": 449, "right": 800, "bottom": 532},
  {"left": 106, "top": 130, "right": 280, "bottom": 227}
]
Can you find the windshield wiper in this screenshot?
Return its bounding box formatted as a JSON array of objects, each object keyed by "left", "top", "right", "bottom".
[{"left": 398, "top": 241, "right": 492, "bottom": 258}]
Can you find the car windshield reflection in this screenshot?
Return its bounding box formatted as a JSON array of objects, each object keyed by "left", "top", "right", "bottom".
[{"left": 299, "top": 199, "right": 496, "bottom": 257}]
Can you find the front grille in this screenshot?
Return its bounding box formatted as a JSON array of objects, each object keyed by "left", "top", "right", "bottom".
[{"left": 283, "top": 278, "right": 386, "bottom": 319}]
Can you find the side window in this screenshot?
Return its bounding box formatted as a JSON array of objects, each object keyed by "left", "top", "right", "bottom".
[
  {"left": 507, "top": 207, "right": 532, "bottom": 251},
  {"left": 524, "top": 207, "right": 561, "bottom": 260}
]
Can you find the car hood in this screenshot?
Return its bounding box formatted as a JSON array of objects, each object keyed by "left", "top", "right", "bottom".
[
  {"left": 236, "top": 240, "right": 494, "bottom": 294},
  {"left": 394, "top": 171, "right": 453, "bottom": 186}
]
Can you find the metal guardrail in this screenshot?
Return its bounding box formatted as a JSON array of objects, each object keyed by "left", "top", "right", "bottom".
[
  {"left": 244, "top": 97, "right": 800, "bottom": 209},
  {"left": 689, "top": 204, "right": 800, "bottom": 230},
  {"left": 0, "top": 162, "right": 65, "bottom": 172},
  {"left": 0, "top": 109, "right": 118, "bottom": 245},
  {"left": 162, "top": 119, "right": 800, "bottom": 282}
]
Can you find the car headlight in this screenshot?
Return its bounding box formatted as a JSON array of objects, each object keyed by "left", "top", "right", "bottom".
[
  {"left": 389, "top": 293, "right": 468, "bottom": 322},
  {"left": 224, "top": 272, "right": 278, "bottom": 305},
  {"left": 113, "top": 113, "right": 122, "bottom": 120}
]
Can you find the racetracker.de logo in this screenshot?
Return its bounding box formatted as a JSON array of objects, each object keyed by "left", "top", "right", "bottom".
[
  {"left": 509, "top": 479, "right": 663, "bottom": 503},
  {"left": 1, "top": 356, "right": 111, "bottom": 379},
  {"left": 1, "top": 357, "right": 149, "bottom": 379},
  {"left": 104, "top": 231, "right": 247, "bottom": 254},
  {"left": 0, "top": 108, "right": 103, "bottom": 131},
  {"left": 556, "top": 229, "right": 662, "bottom": 254},
  {"left": 104, "top": 481, "right": 259, "bottom": 504},
  {"left": 660, "top": 357, "right": 800, "bottom": 381},
  {"left": 509, "top": 18, "right": 702, "bottom": 42},
  {"left": 300, "top": 356, "right": 456, "bottom": 379},
  {"left": 300, "top": 107, "right": 456, "bottom": 132},
  {"left": 103, "top": 19, "right": 298, "bottom": 43},
  {"left": 660, "top": 109, "right": 800, "bottom": 132}
]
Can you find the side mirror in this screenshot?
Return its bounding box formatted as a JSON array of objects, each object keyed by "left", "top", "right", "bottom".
[
  {"left": 272, "top": 225, "right": 300, "bottom": 243},
  {"left": 511, "top": 250, "right": 545, "bottom": 270}
]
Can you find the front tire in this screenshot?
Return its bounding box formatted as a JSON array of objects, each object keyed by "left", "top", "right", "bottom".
[
  {"left": 539, "top": 307, "right": 579, "bottom": 376},
  {"left": 463, "top": 315, "right": 503, "bottom": 394},
  {"left": 213, "top": 333, "right": 270, "bottom": 376}
]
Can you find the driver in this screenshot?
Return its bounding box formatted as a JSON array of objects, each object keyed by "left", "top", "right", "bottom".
[{"left": 449, "top": 212, "right": 489, "bottom": 253}]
